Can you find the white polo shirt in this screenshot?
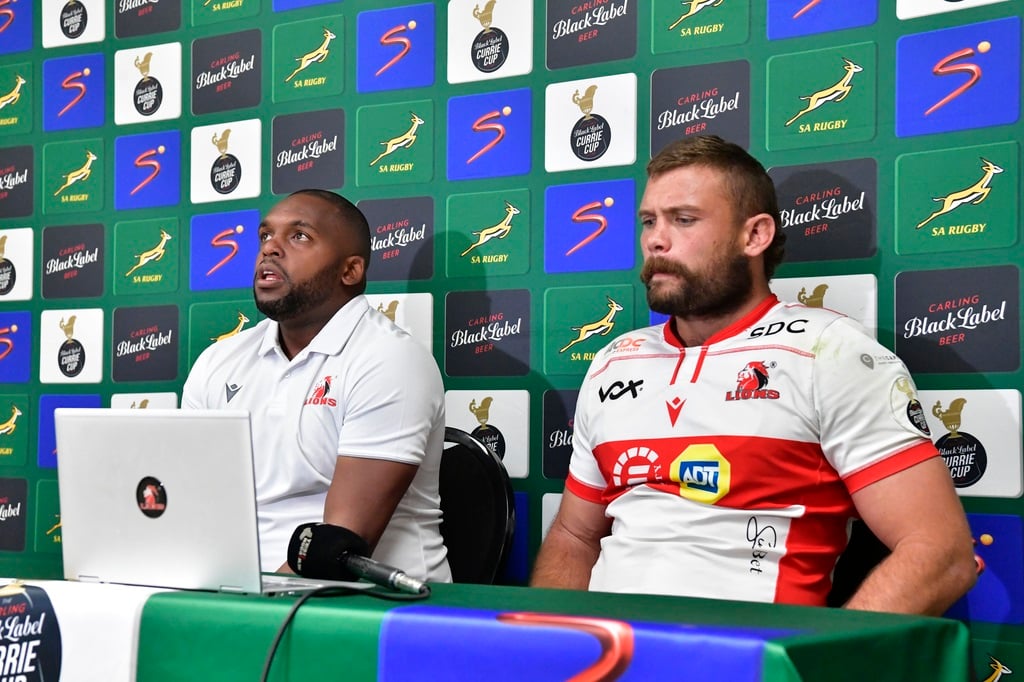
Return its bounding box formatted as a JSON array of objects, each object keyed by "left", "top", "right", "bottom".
[{"left": 182, "top": 295, "right": 451, "bottom": 581}]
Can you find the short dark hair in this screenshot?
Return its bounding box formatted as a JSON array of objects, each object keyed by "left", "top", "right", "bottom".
[
  {"left": 647, "top": 136, "right": 785, "bottom": 279},
  {"left": 288, "top": 189, "right": 372, "bottom": 291}
]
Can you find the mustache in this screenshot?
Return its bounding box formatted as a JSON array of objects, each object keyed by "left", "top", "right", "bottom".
[{"left": 640, "top": 256, "right": 691, "bottom": 285}]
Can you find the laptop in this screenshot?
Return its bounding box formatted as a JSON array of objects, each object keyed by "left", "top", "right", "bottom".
[{"left": 54, "top": 408, "right": 367, "bottom": 595}]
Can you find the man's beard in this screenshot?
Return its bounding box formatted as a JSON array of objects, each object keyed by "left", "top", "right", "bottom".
[
  {"left": 641, "top": 251, "right": 752, "bottom": 319},
  {"left": 253, "top": 262, "right": 339, "bottom": 321}
]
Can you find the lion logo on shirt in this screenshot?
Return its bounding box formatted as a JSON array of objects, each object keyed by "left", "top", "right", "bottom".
[
  {"left": 305, "top": 375, "right": 338, "bottom": 407},
  {"left": 737, "top": 361, "right": 771, "bottom": 390}
]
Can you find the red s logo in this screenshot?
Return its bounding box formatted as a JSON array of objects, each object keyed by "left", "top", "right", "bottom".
[
  {"left": 206, "top": 226, "right": 243, "bottom": 276},
  {"left": 60, "top": 69, "right": 90, "bottom": 118},
  {"left": 565, "top": 199, "right": 610, "bottom": 256},
  {"left": 375, "top": 23, "right": 413, "bottom": 77},
  {"left": 131, "top": 147, "right": 164, "bottom": 196},
  {"left": 0, "top": 0, "right": 15, "bottom": 35},
  {"left": 925, "top": 43, "right": 986, "bottom": 116},
  {"left": 467, "top": 108, "right": 508, "bottom": 164}
]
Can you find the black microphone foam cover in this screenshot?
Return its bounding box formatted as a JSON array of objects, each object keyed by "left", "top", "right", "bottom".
[{"left": 286, "top": 522, "right": 371, "bottom": 581}]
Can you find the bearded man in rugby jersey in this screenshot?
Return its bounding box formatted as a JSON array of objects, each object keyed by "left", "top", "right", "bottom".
[{"left": 531, "top": 136, "right": 976, "bottom": 615}]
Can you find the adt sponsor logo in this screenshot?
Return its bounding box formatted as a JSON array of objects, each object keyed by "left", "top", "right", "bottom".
[
  {"left": 0, "top": 0, "right": 32, "bottom": 55},
  {"left": 43, "top": 52, "right": 105, "bottom": 131},
  {"left": 896, "top": 17, "right": 1021, "bottom": 138},
  {"left": 544, "top": 179, "right": 635, "bottom": 274},
  {"left": 767, "top": 0, "right": 877, "bottom": 40},
  {"left": 0, "top": 312, "right": 31, "bottom": 383},
  {"left": 190, "top": 209, "right": 260, "bottom": 292},
  {"left": 114, "top": 130, "right": 181, "bottom": 210},
  {"left": 37, "top": 393, "right": 101, "bottom": 468},
  {"left": 447, "top": 88, "right": 531, "bottom": 181},
  {"left": 357, "top": 3, "right": 435, "bottom": 93}
]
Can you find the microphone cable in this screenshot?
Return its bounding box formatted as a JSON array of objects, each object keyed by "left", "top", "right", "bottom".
[{"left": 259, "top": 583, "right": 432, "bottom": 682}]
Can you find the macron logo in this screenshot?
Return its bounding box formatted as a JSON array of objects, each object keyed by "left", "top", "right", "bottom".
[
  {"left": 666, "top": 397, "right": 685, "bottom": 427},
  {"left": 225, "top": 383, "right": 241, "bottom": 403}
]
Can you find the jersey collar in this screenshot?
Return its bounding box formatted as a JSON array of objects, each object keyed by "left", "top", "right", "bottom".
[
  {"left": 662, "top": 294, "right": 779, "bottom": 348},
  {"left": 258, "top": 295, "right": 370, "bottom": 360}
]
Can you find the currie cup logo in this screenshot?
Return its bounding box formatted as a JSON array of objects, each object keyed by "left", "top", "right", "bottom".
[
  {"left": 797, "top": 283, "right": 828, "bottom": 308},
  {"left": 468, "top": 396, "right": 506, "bottom": 459},
  {"left": 60, "top": 0, "right": 88, "bottom": 39},
  {"left": 0, "top": 235, "right": 15, "bottom": 296},
  {"left": 133, "top": 51, "right": 163, "bottom": 117},
  {"left": 934, "top": 398, "right": 987, "bottom": 488},
  {"left": 57, "top": 314, "right": 85, "bottom": 378},
  {"left": 895, "top": 377, "right": 930, "bottom": 436},
  {"left": 470, "top": 1, "right": 509, "bottom": 73},
  {"left": 570, "top": 85, "right": 611, "bottom": 162},
  {"left": 210, "top": 128, "right": 241, "bottom": 195}
]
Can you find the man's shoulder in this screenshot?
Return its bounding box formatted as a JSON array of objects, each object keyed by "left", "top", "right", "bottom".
[{"left": 747, "top": 300, "right": 857, "bottom": 342}]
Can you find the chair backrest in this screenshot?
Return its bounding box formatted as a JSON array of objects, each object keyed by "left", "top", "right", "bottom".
[
  {"left": 438, "top": 426, "right": 515, "bottom": 584},
  {"left": 826, "top": 520, "right": 890, "bottom": 607}
]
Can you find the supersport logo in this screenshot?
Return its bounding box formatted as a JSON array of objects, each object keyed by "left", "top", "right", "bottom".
[
  {"left": 565, "top": 198, "right": 612, "bottom": 256},
  {"left": 130, "top": 146, "right": 164, "bottom": 196},
  {"left": 925, "top": 42, "right": 987, "bottom": 116},
  {"left": 59, "top": 68, "right": 90, "bottom": 118},
  {"left": 467, "top": 107, "right": 509, "bottom": 164},
  {"left": 375, "top": 22, "right": 414, "bottom": 77},
  {"left": 206, "top": 225, "right": 243, "bottom": 277}
]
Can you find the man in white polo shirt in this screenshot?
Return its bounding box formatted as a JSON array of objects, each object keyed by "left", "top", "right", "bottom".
[{"left": 182, "top": 189, "right": 450, "bottom": 582}]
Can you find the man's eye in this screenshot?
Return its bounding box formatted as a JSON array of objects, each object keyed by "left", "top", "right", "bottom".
[
  {"left": 258, "top": 233, "right": 271, "bottom": 242},
  {"left": 293, "top": 232, "right": 309, "bottom": 241}
]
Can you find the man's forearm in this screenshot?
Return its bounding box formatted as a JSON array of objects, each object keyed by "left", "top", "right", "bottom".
[
  {"left": 844, "top": 538, "right": 977, "bottom": 616},
  {"left": 530, "top": 526, "right": 600, "bottom": 590}
]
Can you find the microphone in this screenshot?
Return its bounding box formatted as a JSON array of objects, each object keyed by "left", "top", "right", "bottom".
[{"left": 287, "top": 523, "right": 428, "bottom": 595}]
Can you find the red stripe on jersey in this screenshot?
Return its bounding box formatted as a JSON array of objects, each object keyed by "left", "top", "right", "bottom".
[
  {"left": 843, "top": 440, "right": 940, "bottom": 493},
  {"left": 566, "top": 474, "right": 606, "bottom": 503}
]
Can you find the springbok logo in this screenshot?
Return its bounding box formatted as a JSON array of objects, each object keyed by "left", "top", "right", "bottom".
[
  {"left": 668, "top": 0, "right": 722, "bottom": 31},
  {"left": 53, "top": 150, "right": 98, "bottom": 196},
  {"left": 369, "top": 112, "right": 425, "bottom": 166},
  {"left": 797, "top": 283, "right": 828, "bottom": 307},
  {"left": 785, "top": 58, "right": 863, "bottom": 127},
  {"left": 125, "top": 228, "right": 173, "bottom": 277},
  {"left": 285, "top": 27, "right": 337, "bottom": 83},
  {"left": 461, "top": 201, "right": 519, "bottom": 256},
  {"left": 210, "top": 311, "right": 249, "bottom": 342},
  {"left": 0, "top": 405, "right": 21, "bottom": 435},
  {"left": 560, "top": 297, "right": 622, "bottom": 353},
  {"left": 982, "top": 656, "right": 1012, "bottom": 682},
  {"left": 916, "top": 158, "right": 1003, "bottom": 229},
  {"left": 376, "top": 21, "right": 416, "bottom": 77},
  {"left": 0, "top": 74, "right": 25, "bottom": 111}
]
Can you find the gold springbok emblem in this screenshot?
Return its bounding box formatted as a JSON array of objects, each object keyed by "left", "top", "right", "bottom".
[
  {"left": 369, "top": 112, "right": 425, "bottom": 166},
  {"left": 560, "top": 297, "right": 623, "bottom": 353},
  {"left": 0, "top": 74, "right": 26, "bottom": 110},
  {"left": 916, "top": 158, "right": 1003, "bottom": 229},
  {"left": 668, "top": 0, "right": 723, "bottom": 31},
  {"left": 53, "top": 151, "right": 98, "bottom": 196},
  {"left": 285, "top": 27, "right": 337, "bottom": 82},
  {"left": 125, "top": 229, "right": 173, "bottom": 277},
  {"left": 211, "top": 311, "right": 250, "bottom": 342},
  {"left": 461, "top": 202, "right": 519, "bottom": 256},
  {"left": 785, "top": 58, "right": 862, "bottom": 127},
  {"left": 0, "top": 405, "right": 22, "bottom": 436}
]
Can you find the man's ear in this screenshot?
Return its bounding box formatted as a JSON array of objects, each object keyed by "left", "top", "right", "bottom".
[
  {"left": 741, "top": 213, "right": 776, "bottom": 258},
  {"left": 339, "top": 255, "right": 365, "bottom": 287}
]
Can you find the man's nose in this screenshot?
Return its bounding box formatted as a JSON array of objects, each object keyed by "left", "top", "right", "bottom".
[
  {"left": 259, "top": 235, "right": 281, "bottom": 256},
  {"left": 642, "top": 220, "right": 669, "bottom": 253}
]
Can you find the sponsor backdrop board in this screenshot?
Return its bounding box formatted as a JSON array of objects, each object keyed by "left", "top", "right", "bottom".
[{"left": 1, "top": 0, "right": 1022, "bottom": 665}]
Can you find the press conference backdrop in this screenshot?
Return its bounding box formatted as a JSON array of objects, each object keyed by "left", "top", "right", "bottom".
[{"left": 0, "top": 0, "right": 1022, "bottom": 672}]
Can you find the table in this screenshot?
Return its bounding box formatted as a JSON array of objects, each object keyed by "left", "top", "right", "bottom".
[{"left": 134, "top": 583, "right": 970, "bottom": 682}]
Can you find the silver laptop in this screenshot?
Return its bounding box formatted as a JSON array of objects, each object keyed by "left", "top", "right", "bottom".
[{"left": 54, "top": 408, "right": 364, "bottom": 595}]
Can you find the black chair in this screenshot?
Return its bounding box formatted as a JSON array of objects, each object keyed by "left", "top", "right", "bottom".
[
  {"left": 438, "top": 426, "right": 516, "bottom": 584},
  {"left": 826, "top": 520, "right": 891, "bottom": 607}
]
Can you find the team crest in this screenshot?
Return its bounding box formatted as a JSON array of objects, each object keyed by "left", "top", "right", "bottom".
[
  {"left": 570, "top": 84, "right": 611, "bottom": 162},
  {"left": 305, "top": 376, "right": 337, "bottom": 407},
  {"left": 0, "top": 234, "right": 16, "bottom": 296},
  {"left": 893, "top": 376, "right": 930, "bottom": 435},
  {"left": 136, "top": 476, "right": 167, "bottom": 517},
  {"left": 132, "top": 50, "right": 162, "bottom": 116},
  {"left": 470, "top": 1, "right": 509, "bottom": 74},
  {"left": 725, "top": 361, "right": 780, "bottom": 400}
]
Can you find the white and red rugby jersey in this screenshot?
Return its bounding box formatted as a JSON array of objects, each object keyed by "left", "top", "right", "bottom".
[{"left": 567, "top": 295, "right": 937, "bottom": 606}]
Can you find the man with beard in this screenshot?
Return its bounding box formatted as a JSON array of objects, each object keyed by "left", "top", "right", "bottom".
[
  {"left": 183, "top": 189, "right": 450, "bottom": 582},
  {"left": 531, "top": 136, "right": 976, "bottom": 616}
]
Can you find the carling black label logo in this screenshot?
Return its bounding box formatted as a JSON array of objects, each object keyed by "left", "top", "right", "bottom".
[
  {"left": 191, "top": 29, "right": 261, "bottom": 115},
  {"left": 895, "top": 265, "right": 1019, "bottom": 374},
  {"left": 0, "top": 581, "right": 63, "bottom": 681},
  {"left": 271, "top": 108, "right": 345, "bottom": 195},
  {"left": 650, "top": 59, "right": 750, "bottom": 155},
  {"left": 546, "top": 0, "right": 636, "bottom": 69},
  {"left": 112, "top": 304, "right": 179, "bottom": 382},
  {"left": 0, "top": 146, "right": 34, "bottom": 219},
  {"left": 0, "top": 478, "right": 26, "bottom": 551},
  {"left": 445, "top": 289, "right": 530, "bottom": 376},
  {"left": 358, "top": 196, "right": 434, "bottom": 282},
  {"left": 542, "top": 389, "right": 577, "bottom": 480},
  {"left": 769, "top": 157, "right": 877, "bottom": 262},
  {"left": 116, "top": 0, "right": 181, "bottom": 38},
  {"left": 41, "top": 223, "right": 104, "bottom": 299}
]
